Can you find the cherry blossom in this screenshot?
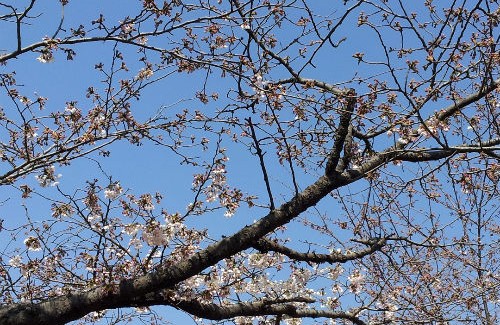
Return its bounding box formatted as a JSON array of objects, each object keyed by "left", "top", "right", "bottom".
[{"left": 0, "top": 1, "right": 499, "bottom": 324}]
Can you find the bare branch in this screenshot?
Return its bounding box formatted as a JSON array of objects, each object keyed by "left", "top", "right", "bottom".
[{"left": 247, "top": 117, "right": 275, "bottom": 210}]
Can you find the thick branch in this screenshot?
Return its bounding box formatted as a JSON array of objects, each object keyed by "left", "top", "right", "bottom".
[
  {"left": 0, "top": 172, "right": 344, "bottom": 324},
  {"left": 0, "top": 132, "right": 488, "bottom": 324},
  {"left": 395, "top": 139, "right": 500, "bottom": 162},
  {"left": 0, "top": 122, "right": 494, "bottom": 324},
  {"left": 325, "top": 89, "right": 357, "bottom": 177},
  {"left": 131, "top": 293, "right": 366, "bottom": 325},
  {"left": 437, "top": 78, "right": 500, "bottom": 121},
  {"left": 253, "top": 237, "right": 387, "bottom": 264}
]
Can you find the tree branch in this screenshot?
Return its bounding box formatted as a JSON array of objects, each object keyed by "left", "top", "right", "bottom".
[
  {"left": 253, "top": 237, "right": 388, "bottom": 264},
  {"left": 0, "top": 170, "right": 345, "bottom": 324},
  {"left": 130, "top": 293, "right": 366, "bottom": 325},
  {"left": 326, "top": 89, "right": 357, "bottom": 177},
  {"left": 437, "top": 78, "right": 500, "bottom": 121},
  {"left": 0, "top": 107, "right": 495, "bottom": 324},
  {"left": 395, "top": 139, "right": 500, "bottom": 162},
  {"left": 274, "top": 77, "right": 345, "bottom": 96},
  {"left": 247, "top": 117, "right": 275, "bottom": 210}
]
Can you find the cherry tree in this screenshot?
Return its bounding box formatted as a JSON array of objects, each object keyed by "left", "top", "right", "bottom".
[{"left": 0, "top": 0, "right": 499, "bottom": 324}]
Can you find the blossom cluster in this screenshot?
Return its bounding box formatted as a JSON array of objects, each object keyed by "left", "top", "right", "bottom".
[{"left": 35, "top": 165, "right": 61, "bottom": 187}]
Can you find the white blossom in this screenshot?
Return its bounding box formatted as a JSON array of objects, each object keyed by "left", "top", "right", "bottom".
[
  {"left": 37, "top": 51, "right": 54, "bottom": 63},
  {"left": 8, "top": 255, "right": 22, "bottom": 267},
  {"left": 347, "top": 269, "right": 365, "bottom": 294},
  {"left": 122, "top": 223, "right": 142, "bottom": 236},
  {"left": 328, "top": 265, "right": 344, "bottom": 280},
  {"left": 104, "top": 182, "right": 123, "bottom": 200},
  {"left": 397, "top": 137, "right": 409, "bottom": 145},
  {"left": 35, "top": 165, "right": 61, "bottom": 187}
]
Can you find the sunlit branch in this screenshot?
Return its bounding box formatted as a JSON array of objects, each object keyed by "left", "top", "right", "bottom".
[
  {"left": 274, "top": 77, "right": 345, "bottom": 96},
  {"left": 345, "top": 135, "right": 500, "bottom": 183},
  {"left": 395, "top": 140, "right": 500, "bottom": 162},
  {"left": 130, "top": 293, "right": 367, "bottom": 325},
  {"left": 326, "top": 90, "right": 357, "bottom": 177},
  {"left": 437, "top": 78, "right": 500, "bottom": 121},
  {"left": 0, "top": 166, "right": 347, "bottom": 324},
  {"left": 253, "top": 237, "right": 388, "bottom": 264}
]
